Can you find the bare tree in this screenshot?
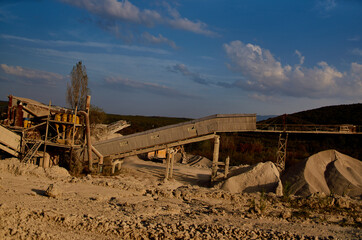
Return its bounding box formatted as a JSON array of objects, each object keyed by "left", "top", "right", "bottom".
[{"left": 66, "top": 61, "right": 89, "bottom": 110}]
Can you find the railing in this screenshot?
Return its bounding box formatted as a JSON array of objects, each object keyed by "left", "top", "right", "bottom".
[{"left": 256, "top": 124, "right": 362, "bottom": 134}]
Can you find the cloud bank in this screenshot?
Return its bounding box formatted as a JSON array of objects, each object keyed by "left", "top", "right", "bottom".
[
  {"left": 60, "top": 0, "right": 215, "bottom": 36},
  {"left": 316, "top": 0, "right": 337, "bottom": 12},
  {"left": 0, "top": 64, "right": 63, "bottom": 86},
  {"left": 104, "top": 76, "right": 192, "bottom": 98},
  {"left": 223, "top": 41, "right": 362, "bottom": 99},
  {"left": 1, "top": 34, "right": 170, "bottom": 55},
  {"left": 168, "top": 64, "right": 209, "bottom": 85},
  {"left": 142, "top": 32, "right": 177, "bottom": 49}
]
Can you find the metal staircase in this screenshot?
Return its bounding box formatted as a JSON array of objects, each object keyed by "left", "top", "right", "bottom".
[{"left": 22, "top": 141, "right": 42, "bottom": 163}]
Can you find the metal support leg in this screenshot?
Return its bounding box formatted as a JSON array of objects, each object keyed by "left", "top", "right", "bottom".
[
  {"left": 169, "top": 151, "right": 175, "bottom": 179},
  {"left": 211, "top": 135, "right": 220, "bottom": 182},
  {"left": 165, "top": 149, "right": 171, "bottom": 180},
  {"left": 276, "top": 133, "right": 288, "bottom": 172}
]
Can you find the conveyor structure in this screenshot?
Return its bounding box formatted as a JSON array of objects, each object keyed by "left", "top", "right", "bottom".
[
  {"left": 91, "top": 114, "right": 256, "bottom": 180},
  {"left": 0, "top": 125, "right": 21, "bottom": 157},
  {"left": 93, "top": 114, "right": 256, "bottom": 158}
]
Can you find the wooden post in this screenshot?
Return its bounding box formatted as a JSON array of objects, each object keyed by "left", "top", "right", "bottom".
[
  {"left": 211, "top": 135, "right": 220, "bottom": 181},
  {"left": 43, "top": 100, "right": 51, "bottom": 167},
  {"left": 225, "top": 156, "right": 230, "bottom": 178}
]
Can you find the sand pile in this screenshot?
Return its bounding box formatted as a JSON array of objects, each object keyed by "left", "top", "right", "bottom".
[
  {"left": 219, "top": 161, "right": 283, "bottom": 195},
  {"left": 0, "top": 158, "right": 70, "bottom": 179},
  {"left": 282, "top": 150, "right": 362, "bottom": 197},
  {"left": 187, "top": 155, "right": 212, "bottom": 168}
]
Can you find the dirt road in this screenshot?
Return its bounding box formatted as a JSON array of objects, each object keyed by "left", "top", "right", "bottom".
[{"left": 0, "top": 157, "right": 361, "bottom": 239}]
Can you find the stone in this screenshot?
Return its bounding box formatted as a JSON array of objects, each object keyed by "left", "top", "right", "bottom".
[{"left": 45, "top": 184, "right": 61, "bottom": 198}]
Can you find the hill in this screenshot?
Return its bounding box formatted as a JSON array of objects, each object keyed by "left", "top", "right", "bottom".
[
  {"left": 188, "top": 104, "right": 362, "bottom": 168},
  {"left": 259, "top": 103, "right": 362, "bottom": 125},
  {"left": 105, "top": 114, "right": 190, "bottom": 135}
]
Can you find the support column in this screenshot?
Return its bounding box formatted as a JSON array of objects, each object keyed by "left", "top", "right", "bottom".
[
  {"left": 43, "top": 101, "right": 51, "bottom": 168},
  {"left": 276, "top": 133, "right": 288, "bottom": 172},
  {"left": 165, "top": 148, "right": 171, "bottom": 180},
  {"left": 225, "top": 156, "right": 230, "bottom": 178},
  {"left": 211, "top": 135, "right": 220, "bottom": 182},
  {"left": 169, "top": 150, "right": 175, "bottom": 179}
]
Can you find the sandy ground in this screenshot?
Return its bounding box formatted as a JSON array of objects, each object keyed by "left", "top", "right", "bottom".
[{"left": 0, "top": 156, "right": 361, "bottom": 239}]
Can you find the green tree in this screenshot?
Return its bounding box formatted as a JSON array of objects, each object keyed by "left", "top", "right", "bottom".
[{"left": 66, "top": 61, "right": 89, "bottom": 110}]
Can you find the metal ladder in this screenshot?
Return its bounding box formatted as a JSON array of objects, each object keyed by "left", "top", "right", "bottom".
[{"left": 22, "top": 141, "right": 42, "bottom": 163}]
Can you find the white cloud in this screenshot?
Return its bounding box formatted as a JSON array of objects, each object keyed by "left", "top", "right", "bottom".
[
  {"left": 351, "top": 48, "right": 362, "bottom": 56},
  {"left": 1, "top": 34, "right": 170, "bottom": 55},
  {"left": 168, "top": 64, "right": 209, "bottom": 85},
  {"left": 348, "top": 36, "right": 360, "bottom": 42},
  {"left": 61, "top": 0, "right": 159, "bottom": 24},
  {"left": 224, "top": 41, "right": 289, "bottom": 88},
  {"left": 295, "top": 50, "right": 305, "bottom": 65},
  {"left": 167, "top": 17, "right": 215, "bottom": 36},
  {"left": 60, "top": 0, "right": 216, "bottom": 36},
  {"left": 223, "top": 40, "right": 362, "bottom": 99},
  {"left": 142, "top": 32, "right": 177, "bottom": 49},
  {"left": 104, "top": 76, "right": 192, "bottom": 98},
  {"left": 315, "top": 0, "right": 336, "bottom": 12},
  {"left": 0, "top": 64, "right": 64, "bottom": 86},
  {"left": 250, "top": 93, "right": 279, "bottom": 102}
]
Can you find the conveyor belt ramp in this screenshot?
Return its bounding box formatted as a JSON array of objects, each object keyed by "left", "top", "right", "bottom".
[{"left": 93, "top": 114, "right": 256, "bottom": 158}]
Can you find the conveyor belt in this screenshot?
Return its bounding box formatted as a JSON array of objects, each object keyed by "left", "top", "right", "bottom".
[
  {"left": 0, "top": 125, "right": 21, "bottom": 157},
  {"left": 93, "top": 114, "right": 256, "bottom": 158}
]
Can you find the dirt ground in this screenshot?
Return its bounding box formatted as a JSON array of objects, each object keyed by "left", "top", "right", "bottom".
[{"left": 0, "top": 156, "right": 361, "bottom": 239}]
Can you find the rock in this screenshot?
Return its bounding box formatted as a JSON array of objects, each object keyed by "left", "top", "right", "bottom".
[
  {"left": 45, "top": 166, "right": 70, "bottom": 179},
  {"left": 45, "top": 184, "right": 61, "bottom": 198},
  {"left": 335, "top": 196, "right": 350, "bottom": 208},
  {"left": 280, "top": 210, "right": 292, "bottom": 219}
]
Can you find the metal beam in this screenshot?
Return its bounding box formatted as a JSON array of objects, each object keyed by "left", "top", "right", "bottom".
[
  {"left": 253, "top": 130, "right": 362, "bottom": 134},
  {"left": 0, "top": 143, "right": 18, "bottom": 157},
  {"left": 94, "top": 114, "right": 256, "bottom": 157},
  {"left": 113, "top": 134, "right": 216, "bottom": 159},
  {"left": 211, "top": 135, "right": 220, "bottom": 182}
]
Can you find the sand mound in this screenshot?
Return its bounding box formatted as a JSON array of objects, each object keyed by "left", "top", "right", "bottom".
[
  {"left": 0, "top": 158, "right": 70, "bottom": 179},
  {"left": 187, "top": 155, "right": 212, "bottom": 168},
  {"left": 44, "top": 166, "right": 71, "bottom": 179},
  {"left": 220, "top": 161, "right": 283, "bottom": 195},
  {"left": 282, "top": 150, "right": 362, "bottom": 197}
]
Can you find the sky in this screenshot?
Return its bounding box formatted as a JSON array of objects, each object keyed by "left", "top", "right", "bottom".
[{"left": 0, "top": 0, "right": 361, "bottom": 118}]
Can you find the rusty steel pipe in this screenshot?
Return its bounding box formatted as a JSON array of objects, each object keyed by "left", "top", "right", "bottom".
[
  {"left": 79, "top": 95, "right": 93, "bottom": 171},
  {"left": 91, "top": 145, "right": 103, "bottom": 165},
  {"left": 78, "top": 110, "right": 92, "bottom": 171}
]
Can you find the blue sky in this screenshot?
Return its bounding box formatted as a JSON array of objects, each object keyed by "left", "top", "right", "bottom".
[{"left": 0, "top": 0, "right": 361, "bottom": 118}]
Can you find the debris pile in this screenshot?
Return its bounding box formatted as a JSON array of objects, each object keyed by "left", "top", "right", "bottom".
[
  {"left": 0, "top": 158, "right": 70, "bottom": 180},
  {"left": 91, "top": 120, "right": 130, "bottom": 142}
]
